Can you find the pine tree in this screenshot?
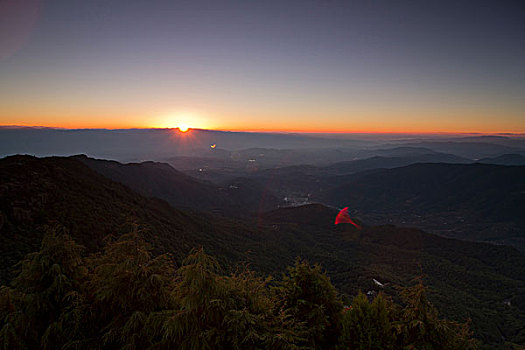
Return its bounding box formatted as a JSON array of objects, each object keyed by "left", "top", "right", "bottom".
[
  {"left": 339, "top": 292, "right": 396, "bottom": 349},
  {"left": 159, "top": 247, "right": 226, "bottom": 349},
  {"left": 396, "top": 277, "right": 477, "bottom": 350},
  {"left": 156, "top": 248, "right": 305, "bottom": 349},
  {"left": 275, "top": 258, "right": 343, "bottom": 349},
  {"left": 0, "top": 226, "right": 86, "bottom": 350},
  {"left": 81, "top": 224, "right": 175, "bottom": 349},
  {"left": 224, "top": 267, "right": 304, "bottom": 350}
]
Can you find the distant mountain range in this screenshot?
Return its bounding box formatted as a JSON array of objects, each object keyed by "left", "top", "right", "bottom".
[
  {"left": 478, "top": 153, "right": 525, "bottom": 166},
  {"left": 322, "top": 152, "right": 470, "bottom": 175},
  {"left": 395, "top": 141, "right": 525, "bottom": 159},
  {"left": 1, "top": 154, "right": 524, "bottom": 346},
  {"left": 0, "top": 127, "right": 373, "bottom": 162},
  {"left": 2, "top": 127, "right": 524, "bottom": 167}
]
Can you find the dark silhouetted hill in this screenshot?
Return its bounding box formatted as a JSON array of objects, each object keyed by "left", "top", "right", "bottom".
[
  {"left": 323, "top": 153, "right": 470, "bottom": 175},
  {"left": 478, "top": 153, "right": 525, "bottom": 166},
  {"left": 398, "top": 141, "right": 525, "bottom": 159},
  {"left": 260, "top": 203, "right": 338, "bottom": 227},
  {"left": 318, "top": 163, "right": 525, "bottom": 250},
  {"left": 74, "top": 155, "right": 281, "bottom": 216},
  {"left": 1, "top": 155, "right": 524, "bottom": 345}
]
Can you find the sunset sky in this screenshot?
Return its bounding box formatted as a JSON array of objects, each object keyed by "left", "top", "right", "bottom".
[{"left": 1, "top": 0, "right": 524, "bottom": 133}]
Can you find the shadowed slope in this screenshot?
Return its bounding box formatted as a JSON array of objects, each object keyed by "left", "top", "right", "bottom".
[
  {"left": 74, "top": 155, "right": 281, "bottom": 216},
  {"left": 1, "top": 156, "right": 524, "bottom": 345},
  {"left": 318, "top": 163, "right": 525, "bottom": 250}
]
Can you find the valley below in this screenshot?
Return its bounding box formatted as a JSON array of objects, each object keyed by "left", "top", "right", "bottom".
[{"left": 1, "top": 130, "right": 525, "bottom": 348}]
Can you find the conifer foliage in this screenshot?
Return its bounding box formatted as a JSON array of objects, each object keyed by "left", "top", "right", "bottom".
[
  {"left": 0, "top": 226, "right": 86, "bottom": 350},
  {"left": 339, "top": 292, "right": 396, "bottom": 350},
  {"left": 394, "top": 278, "right": 477, "bottom": 350},
  {"left": 0, "top": 227, "right": 477, "bottom": 349},
  {"left": 275, "top": 259, "right": 343, "bottom": 349},
  {"left": 83, "top": 225, "right": 175, "bottom": 349}
]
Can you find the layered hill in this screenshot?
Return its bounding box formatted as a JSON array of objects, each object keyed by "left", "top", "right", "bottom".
[
  {"left": 317, "top": 163, "right": 525, "bottom": 250},
  {"left": 1, "top": 155, "right": 524, "bottom": 345},
  {"left": 190, "top": 152, "right": 473, "bottom": 206},
  {"left": 74, "top": 155, "right": 281, "bottom": 216},
  {"left": 478, "top": 154, "right": 525, "bottom": 166},
  {"left": 321, "top": 152, "right": 470, "bottom": 175},
  {"left": 394, "top": 141, "right": 525, "bottom": 159}
]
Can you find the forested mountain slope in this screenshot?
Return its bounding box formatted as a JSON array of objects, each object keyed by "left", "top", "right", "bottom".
[
  {"left": 317, "top": 163, "right": 525, "bottom": 250},
  {"left": 74, "top": 155, "right": 281, "bottom": 216},
  {"left": 1, "top": 155, "right": 524, "bottom": 346}
]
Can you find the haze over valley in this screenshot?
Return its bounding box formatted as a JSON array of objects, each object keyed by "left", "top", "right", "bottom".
[{"left": 2, "top": 127, "right": 525, "bottom": 347}]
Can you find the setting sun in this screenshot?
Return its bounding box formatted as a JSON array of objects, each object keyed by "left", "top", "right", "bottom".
[{"left": 150, "top": 110, "right": 214, "bottom": 131}]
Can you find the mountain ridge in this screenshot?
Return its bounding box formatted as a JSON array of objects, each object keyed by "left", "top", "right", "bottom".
[
  {"left": 318, "top": 162, "right": 525, "bottom": 250},
  {"left": 1, "top": 155, "right": 524, "bottom": 345}
]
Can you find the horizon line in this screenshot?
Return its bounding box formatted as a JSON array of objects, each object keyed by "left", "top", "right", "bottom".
[{"left": 2, "top": 125, "right": 525, "bottom": 136}]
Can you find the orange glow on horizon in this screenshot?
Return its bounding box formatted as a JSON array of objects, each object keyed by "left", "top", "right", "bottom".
[
  {"left": 210, "top": 125, "right": 525, "bottom": 135},
  {"left": 2, "top": 122, "right": 524, "bottom": 136},
  {"left": 2, "top": 105, "right": 524, "bottom": 134}
]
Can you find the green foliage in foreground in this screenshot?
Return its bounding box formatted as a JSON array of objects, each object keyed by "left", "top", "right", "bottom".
[{"left": 0, "top": 227, "right": 478, "bottom": 350}]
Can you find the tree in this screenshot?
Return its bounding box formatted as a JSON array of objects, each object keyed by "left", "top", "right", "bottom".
[
  {"left": 275, "top": 258, "right": 343, "bottom": 349},
  {"left": 159, "top": 248, "right": 303, "bottom": 349},
  {"left": 339, "top": 292, "right": 396, "bottom": 349},
  {"left": 396, "top": 277, "right": 477, "bottom": 350},
  {"left": 81, "top": 224, "right": 176, "bottom": 349},
  {"left": 0, "top": 226, "right": 86, "bottom": 350}
]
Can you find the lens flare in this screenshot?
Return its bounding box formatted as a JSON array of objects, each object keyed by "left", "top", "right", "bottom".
[{"left": 335, "top": 207, "right": 361, "bottom": 229}]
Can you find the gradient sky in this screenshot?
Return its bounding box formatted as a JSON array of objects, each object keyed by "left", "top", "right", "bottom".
[{"left": 1, "top": 0, "right": 524, "bottom": 132}]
